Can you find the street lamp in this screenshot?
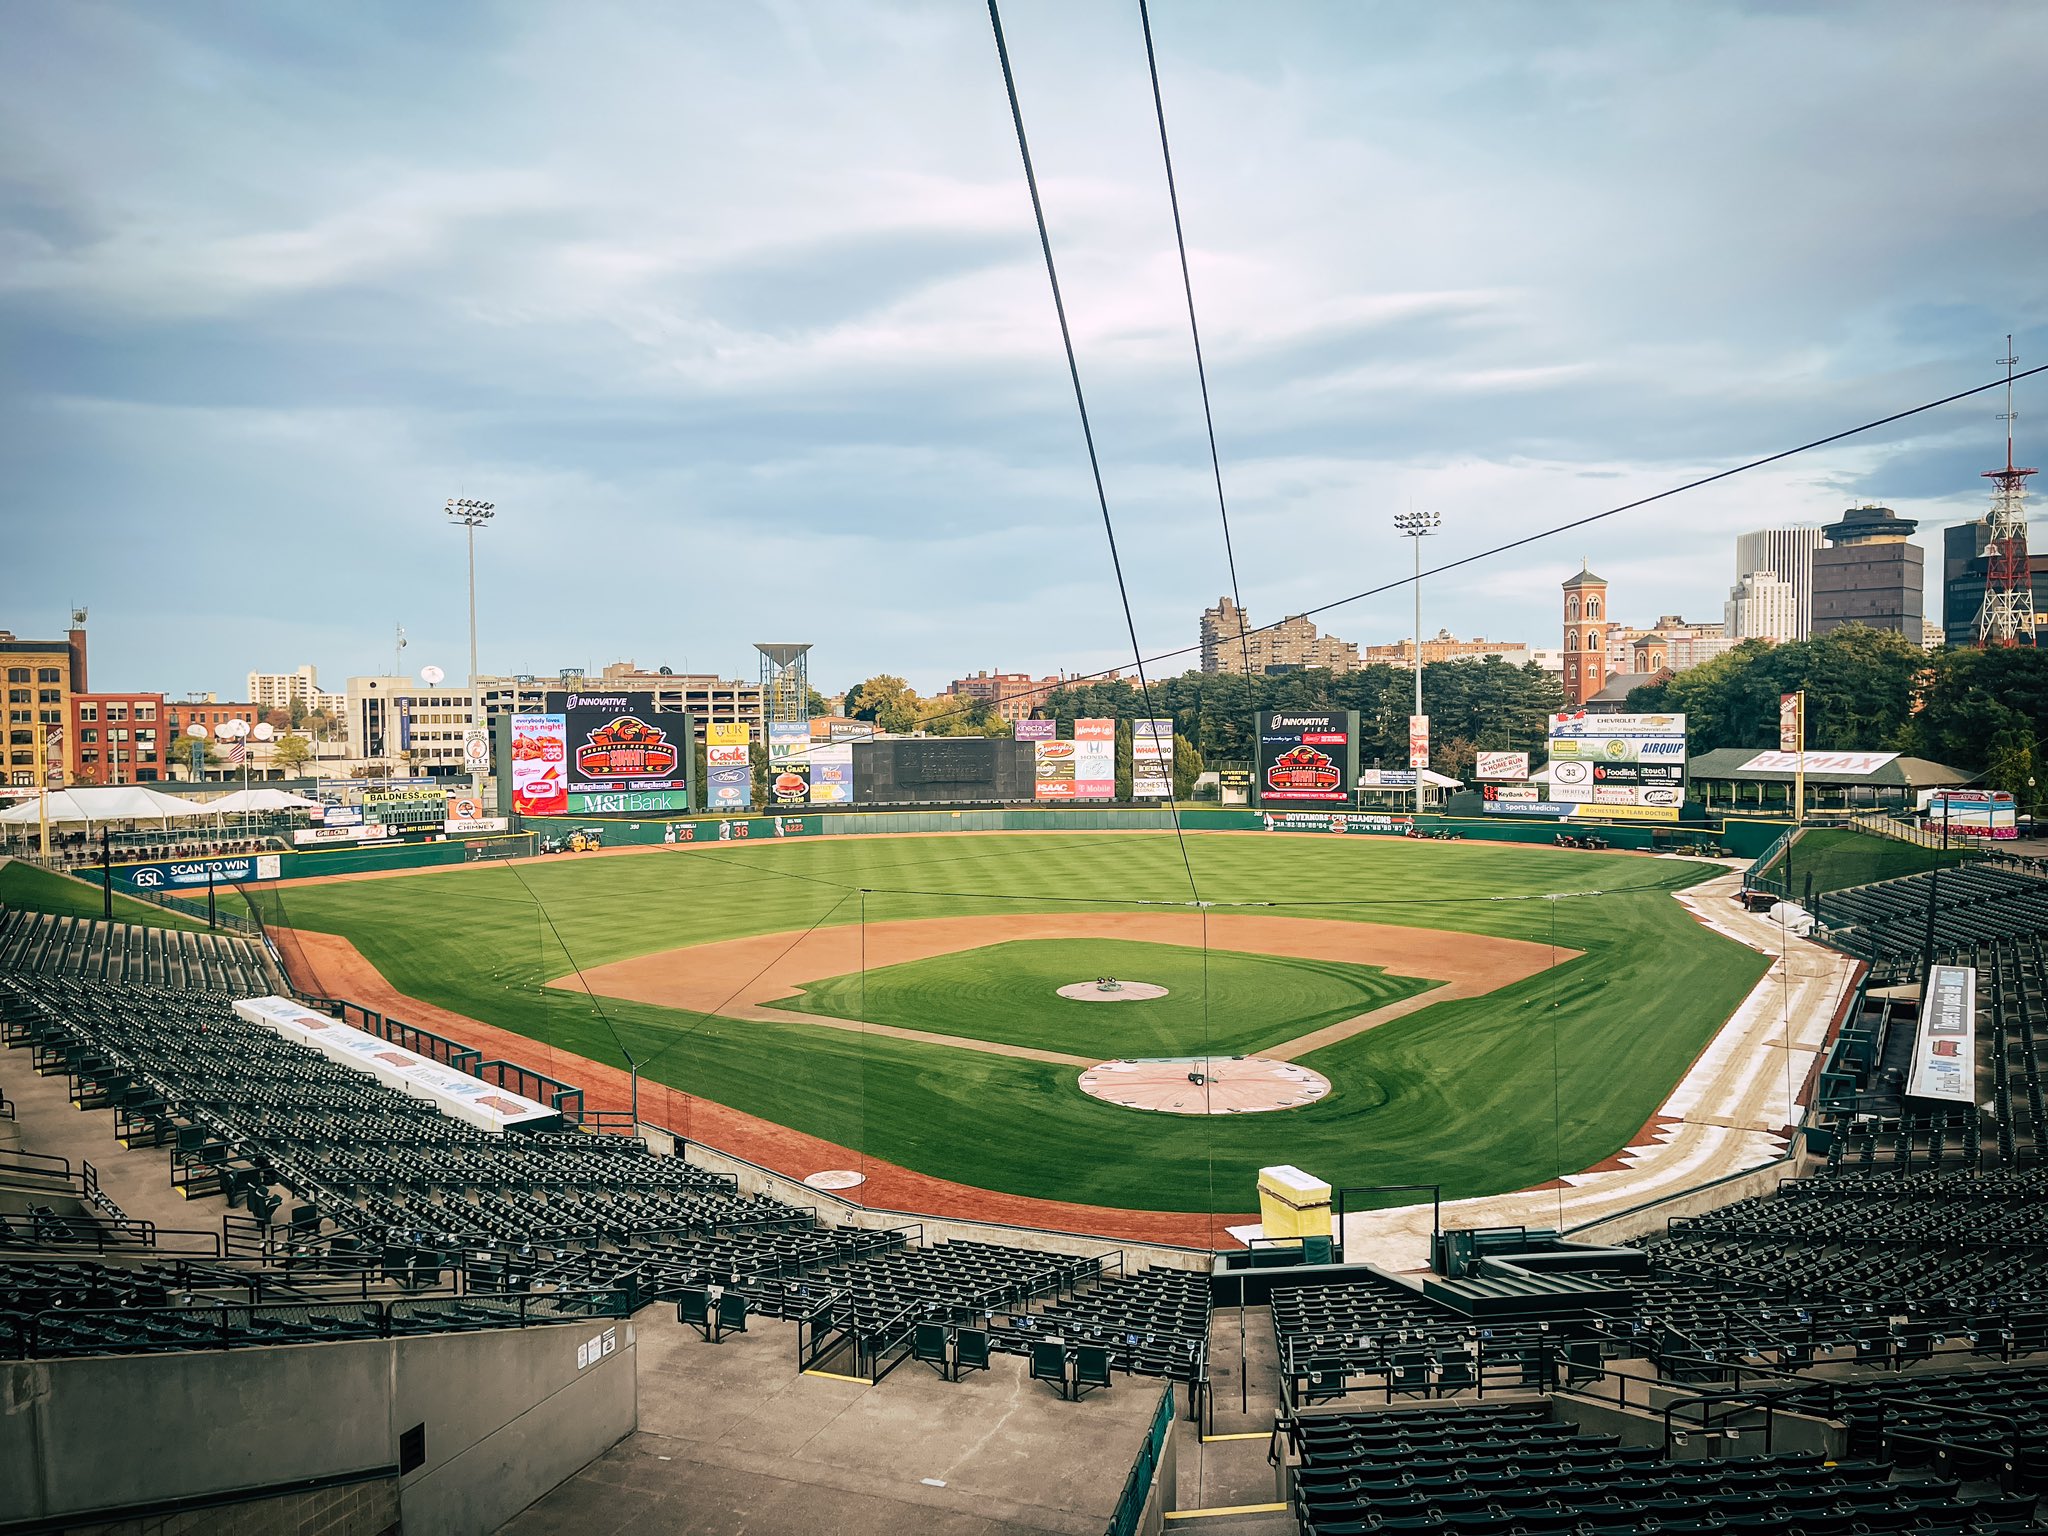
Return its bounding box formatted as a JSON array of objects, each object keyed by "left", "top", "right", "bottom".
[
  {"left": 1393, "top": 509, "right": 1441, "bottom": 823},
  {"left": 446, "top": 497, "right": 496, "bottom": 798}
]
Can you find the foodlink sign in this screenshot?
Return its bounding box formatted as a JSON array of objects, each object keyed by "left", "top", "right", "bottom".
[{"left": 1254, "top": 710, "right": 1359, "bottom": 807}]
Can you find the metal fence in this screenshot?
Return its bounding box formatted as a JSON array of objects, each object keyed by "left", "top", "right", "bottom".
[{"left": 1104, "top": 1385, "right": 1175, "bottom": 1536}]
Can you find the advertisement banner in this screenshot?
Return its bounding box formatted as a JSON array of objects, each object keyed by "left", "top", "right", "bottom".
[
  {"left": 768, "top": 721, "right": 809, "bottom": 765},
  {"left": 445, "top": 816, "right": 511, "bottom": 835},
  {"left": 1906, "top": 964, "right": 1976, "bottom": 1102},
  {"left": 122, "top": 854, "right": 281, "bottom": 890},
  {"left": 769, "top": 762, "right": 812, "bottom": 807},
  {"left": 1475, "top": 751, "right": 1529, "bottom": 781},
  {"left": 1015, "top": 719, "right": 1056, "bottom": 741},
  {"left": 706, "top": 722, "right": 751, "bottom": 749},
  {"left": 1778, "top": 692, "right": 1804, "bottom": 754},
  {"left": 1358, "top": 769, "right": 1418, "bottom": 788},
  {"left": 462, "top": 728, "right": 491, "bottom": 775},
  {"left": 446, "top": 793, "right": 487, "bottom": 823},
  {"left": 1133, "top": 718, "right": 1174, "bottom": 799},
  {"left": 566, "top": 789, "right": 693, "bottom": 814},
  {"left": 292, "top": 824, "right": 394, "bottom": 846},
  {"left": 705, "top": 726, "right": 752, "bottom": 811},
  {"left": 1074, "top": 718, "right": 1116, "bottom": 799},
  {"left": 1737, "top": 750, "right": 1898, "bottom": 775},
  {"left": 1408, "top": 715, "right": 1430, "bottom": 770},
  {"left": 809, "top": 742, "right": 854, "bottom": 804},
  {"left": 1034, "top": 738, "right": 1078, "bottom": 801},
  {"left": 1545, "top": 710, "right": 1687, "bottom": 811},
  {"left": 1255, "top": 711, "right": 1358, "bottom": 805}
]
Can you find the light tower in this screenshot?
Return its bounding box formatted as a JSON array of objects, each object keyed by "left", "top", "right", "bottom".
[
  {"left": 755, "top": 643, "right": 813, "bottom": 723},
  {"left": 1977, "top": 336, "right": 2037, "bottom": 648}
]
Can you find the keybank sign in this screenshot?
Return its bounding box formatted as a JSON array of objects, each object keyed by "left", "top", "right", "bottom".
[{"left": 122, "top": 855, "right": 281, "bottom": 890}]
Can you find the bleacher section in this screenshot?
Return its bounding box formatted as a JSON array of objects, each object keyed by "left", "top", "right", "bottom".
[
  {"left": 0, "top": 951, "right": 1207, "bottom": 1409},
  {"left": 1818, "top": 863, "right": 2048, "bottom": 974},
  {"left": 1286, "top": 1400, "right": 2040, "bottom": 1534},
  {"left": 0, "top": 906, "right": 274, "bottom": 993}
]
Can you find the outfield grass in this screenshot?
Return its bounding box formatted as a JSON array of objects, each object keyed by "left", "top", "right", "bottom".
[
  {"left": 769, "top": 938, "right": 1435, "bottom": 1058},
  {"left": 1770, "top": 828, "right": 1977, "bottom": 896},
  {"left": 0, "top": 859, "right": 210, "bottom": 931},
  {"left": 264, "top": 834, "right": 1769, "bottom": 1211}
]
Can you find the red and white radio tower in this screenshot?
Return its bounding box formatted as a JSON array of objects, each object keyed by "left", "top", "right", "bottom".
[{"left": 1978, "top": 336, "right": 2037, "bottom": 647}]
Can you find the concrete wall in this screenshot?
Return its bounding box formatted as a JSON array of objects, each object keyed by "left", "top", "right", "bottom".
[
  {"left": 1565, "top": 1158, "right": 1802, "bottom": 1248},
  {"left": 1555, "top": 1389, "right": 1844, "bottom": 1460},
  {"left": 681, "top": 1140, "right": 1212, "bottom": 1273},
  {"left": 0, "top": 1319, "right": 636, "bottom": 1533}
]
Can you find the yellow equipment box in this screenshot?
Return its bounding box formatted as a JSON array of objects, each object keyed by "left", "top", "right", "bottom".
[{"left": 1257, "top": 1165, "right": 1332, "bottom": 1241}]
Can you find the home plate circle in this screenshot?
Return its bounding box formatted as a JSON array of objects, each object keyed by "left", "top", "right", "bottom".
[
  {"left": 1077, "top": 1057, "right": 1332, "bottom": 1115},
  {"left": 1057, "top": 980, "right": 1169, "bottom": 1002},
  {"left": 803, "top": 1170, "right": 867, "bottom": 1191}
]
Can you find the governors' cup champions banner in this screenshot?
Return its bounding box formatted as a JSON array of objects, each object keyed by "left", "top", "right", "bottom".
[
  {"left": 1542, "top": 711, "right": 1687, "bottom": 820},
  {"left": 1255, "top": 710, "right": 1359, "bottom": 806},
  {"left": 1074, "top": 718, "right": 1115, "bottom": 799},
  {"left": 705, "top": 721, "right": 753, "bottom": 812},
  {"left": 1133, "top": 719, "right": 1174, "bottom": 799},
  {"left": 510, "top": 713, "right": 569, "bottom": 816}
]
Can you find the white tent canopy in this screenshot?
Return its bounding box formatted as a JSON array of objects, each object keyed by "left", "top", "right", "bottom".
[
  {"left": 0, "top": 786, "right": 213, "bottom": 826},
  {"left": 203, "top": 788, "right": 323, "bottom": 814}
]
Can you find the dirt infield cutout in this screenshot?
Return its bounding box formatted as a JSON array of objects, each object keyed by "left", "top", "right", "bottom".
[{"left": 556, "top": 912, "right": 1576, "bottom": 1067}]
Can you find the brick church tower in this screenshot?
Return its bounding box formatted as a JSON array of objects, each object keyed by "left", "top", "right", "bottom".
[{"left": 1562, "top": 565, "right": 1609, "bottom": 707}]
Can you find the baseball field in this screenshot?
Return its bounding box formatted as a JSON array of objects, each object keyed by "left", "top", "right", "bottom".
[{"left": 252, "top": 832, "right": 1768, "bottom": 1213}]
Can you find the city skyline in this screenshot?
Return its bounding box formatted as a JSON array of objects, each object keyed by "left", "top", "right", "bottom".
[{"left": 2, "top": 4, "right": 2042, "bottom": 700}]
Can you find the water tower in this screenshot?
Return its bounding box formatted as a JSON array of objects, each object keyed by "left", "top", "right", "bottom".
[{"left": 755, "top": 643, "right": 813, "bottom": 722}]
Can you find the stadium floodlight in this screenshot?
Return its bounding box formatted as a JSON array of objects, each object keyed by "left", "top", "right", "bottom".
[
  {"left": 445, "top": 497, "right": 497, "bottom": 798},
  {"left": 1393, "top": 510, "right": 1442, "bottom": 821}
]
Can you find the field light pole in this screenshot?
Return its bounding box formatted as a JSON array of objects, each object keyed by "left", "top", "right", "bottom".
[
  {"left": 446, "top": 497, "right": 496, "bottom": 797},
  {"left": 1394, "top": 510, "right": 1441, "bottom": 822}
]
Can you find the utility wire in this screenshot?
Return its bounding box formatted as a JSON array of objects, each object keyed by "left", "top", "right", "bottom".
[
  {"left": 987, "top": 0, "right": 1201, "bottom": 905},
  {"left": 1139, "top": 0, "right": 1253, "bottom": 681},
  {"left": 890, "top": 361, "right": 2048, "bottom": 736}
]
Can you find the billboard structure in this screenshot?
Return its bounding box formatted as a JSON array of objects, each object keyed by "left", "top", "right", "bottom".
[
  {"left": 1074, "top": 718, "right": 1115, "bottom": 799},
  {"left": 1015, "top": 719, "right": 1056, "bottom": 741},
  {"left": 1034, "top": 738, "right": 1078, "bottom": 801},
  {"left": 1537, "top": 711, "right": 1688, "bottom": 821},
  {"left": 1133, "top": 719, "right": 1174, "bottom": 799},
  {"left": 510, "top": 713, "right": 569, "bottom": 816},
  {"left": 769, "top": 762, "right": 812, "bottom": 807},
  {"left": 1254, "top": 711, "right": 1359, "bottom": 807},
  {"left": 705, "top": 721, "right": 753, "bottom": 812},
  {"left": 809, "top": 741, "right": 854, "bottom": 804},
  {"left": 1476, "top": 751, "right": 1529, "bottom": 781},
  {"left": 768, "top": 720, "right": 810, "bottom": 764},
  {"left": 539, "top": 690, "right": 697, "bottom": 814}
]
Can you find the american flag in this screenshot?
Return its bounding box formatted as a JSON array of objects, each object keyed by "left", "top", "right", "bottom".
[{"left": 224, "top": 740, "right": 246, "bottom": 766}]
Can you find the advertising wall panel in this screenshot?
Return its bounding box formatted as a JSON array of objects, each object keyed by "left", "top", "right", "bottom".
[
  {"left": 1408, "top": 715, "right": 1430, "bottom": 769},
  {"left": 1074, "top": 718, "right": 1116, "bottom": 799},
  {"left": 567, "top": 789, "right": 693, "bottom": 814},
  {"left": 1015, "top": 719, "right": 1056, "bottom": 741},
  {"left": 511, "top": 714, "right": 569, "bottom": 816},
  {"left": 1254, "top": 711, "right": 1358, "bottom": 806},
  {"left": 1737, "top": 750, "right": 1898, "bottom": 775},
  {"left": 1133, "top": 718, "right": 1174, "bottom": 799},
  {"left": 809, "top": 742, "right": 854, "bottom": 804},
  {"left": 1475, "top": 751, "right": 1529, "bottom": 781},
  {"left": 768, "top": 721, "right": 810, "bottom": 764},
  {"left": 705, "top": 721, "right": 752, "bottom": 812},
  {"left": 769, "top": 762, "right": 812, "bottom": 807},
  {"left": 1262, "top": 811, "right": 1413, "bottom": 835},
  {"left": 1034, "top": 738, "right": 1078, "bottom": 801},
  {"left": 1545, "top": 710, "right": 1687, "bottom": 815}
]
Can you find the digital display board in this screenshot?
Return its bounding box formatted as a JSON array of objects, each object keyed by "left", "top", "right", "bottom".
[
  {"left": 545, "top": 691, "right": 694, "bottom": 798},
  {"left": 1254, "top": 710, "right": 1359, "bottom": 806}
]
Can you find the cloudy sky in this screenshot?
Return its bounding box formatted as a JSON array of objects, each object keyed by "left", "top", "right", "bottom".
[{"left": 3, "top": 1, "right": 2044, "bottom": 700}]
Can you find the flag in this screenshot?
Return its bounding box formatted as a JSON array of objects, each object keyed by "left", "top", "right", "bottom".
[{"left": 225, "top": 741, "right": 246, "bottom": 766}]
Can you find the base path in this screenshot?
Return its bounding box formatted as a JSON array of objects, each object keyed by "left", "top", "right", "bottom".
[
  {"left": 270, "top": 926, "right": 1255, "bottom": 1248},
  {"left": 558, "top": 911, "right": 1571, "bottom": 1064},
  {"left": 1328, "top": 870, "right": 1861, "bottom": 1269}
]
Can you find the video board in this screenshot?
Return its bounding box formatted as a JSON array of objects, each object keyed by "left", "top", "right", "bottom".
[
  {"left": 543, "top": 692, "right": 694, "bottom": 797},
  {"left": 1254, "top": 710, "right": 1359, "bottom": 806},
  {"left": 852, "top": 738, "right": 1034, "bottom": 805}
]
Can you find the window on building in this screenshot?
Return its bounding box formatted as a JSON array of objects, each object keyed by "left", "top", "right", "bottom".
[
  {"left": 105, "top": 704, "right": 127, "bottom": 722},
  {"left": 136, "top": 704, "right": 156, "bottom": 721},
  {"left": 77, "top": 703, "right": 97, "bottom": 721},
  {"left": 109, "top": 728, "right": 129, "bottom": 743},
  {"left": 1586, "top": 598, "right": 1601, "bottom": 619},
  {"left": 1587, "top": 632, "right": 1600, "bottom": 651},
  {"left": 1566, "top": 596, "right": 1580, "bottom": 621},
  {"left": 36, "top": 668, "right": 60, "bottom": 684},
  {"left": 38, "top": 689, "right": 60, "bottom": 704},
  {"left": 7, "top": 689, "right": 24, "bottom": 705},
  {"left": 82, "top": 750, "right": 99, "bottom": 765},
  {"left": 6, "top": 669, "right": 26, "bottom": 684},
  {"left": 1566, "top": 633, "right": 1578, "bottom": 652},
  {"left": 79, "top": 729, "right": 97, "bottom": 744}
]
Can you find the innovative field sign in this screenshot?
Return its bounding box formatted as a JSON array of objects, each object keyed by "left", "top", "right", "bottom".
[
  {"left": 1255, "top": 710, "right": 1359, "bottom": 807},
  {"left": 1537, "top": 710, "right": 1688, "bottom": 821}
]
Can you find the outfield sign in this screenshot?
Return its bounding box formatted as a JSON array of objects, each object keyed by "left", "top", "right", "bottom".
[
  {"left": 1255, "top": 711, "right": 1359, "bottom": 806},
  {"left": 1074, "top": 718, "right": 1115, "bottom": 799},
  {"left": 1476, "top": 751, "right": 1529, "bottom": 781},
  {"left": 809, "top": 742, "right": 854, "bottom": 804},
  {"left": 549, "top": 691, "right": 693, "bottom": 800},
  {"left": 768, "top": 721, "right": 810, "bottom": 764},
  {"left": 1408, "top": 715, "right": 1430, "bottom": 770},
  {"left": 705, "top": 721, "right": 752, "bottom": 811},
  {"left": 1262, "top": 811, "right": 1412, "bottom": 835},
  {"left": 770, "top": 762, "right": 812, "bottom": 807},
  {"left": 1014, "top": 719, "right": 1056, "bottom": 741},
  {"left": 293, "top": 824, "right": 393, "bottom": 846},
  {"left": 1905, "top": 964, "right": 1976, "bottom": 1103},
  {"left": 120, "top": 853, "right": 282, "bottom": 889},
  {"left": 1034, "top": 737, "right": 1078, "bottom": 801},
  {"left": 1737, "top": 750, "right": 1898, "bottom": 776},
  {"left": 1133, "top": 718, "right": 1174, "bottom": 799},
  {"left": 1546, "top": 710, "right": 1686, "bottom": 815},
  {"left": 511, "top": 714, "right": 569, "bottom": 816},
  {"left": 567, "top": 789, "right": 692, "bottom": 814},
  {"left": 1923, "top": 789, "right": 2018, "bottom": 840}
]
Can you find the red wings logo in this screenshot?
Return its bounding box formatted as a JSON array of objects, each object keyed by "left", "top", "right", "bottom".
[
  {"left": 574, "top": 715, "right": 679, "bottom": 781},
  {"left": 1266, "top": 744, "right": 1340, "bottom": 791}
]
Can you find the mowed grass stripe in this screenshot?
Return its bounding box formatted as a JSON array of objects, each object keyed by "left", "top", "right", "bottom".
[
  {"left": 768, "top": 938, "right": 1435, "bottom": 1058},
  {"left": 268, "top": 834, "right": 1767, "bottom": 1212},
  {"left": 0, "top": 859, "right": 212, "bottom": 932}
]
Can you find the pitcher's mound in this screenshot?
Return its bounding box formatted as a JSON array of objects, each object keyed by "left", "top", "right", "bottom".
[
  {"left": 1078, "top": 1056, "right": 1331, "bottom": 1115},
  {"left": 1057, "top": 980, "right": 1169, "bottom": 1002}
]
